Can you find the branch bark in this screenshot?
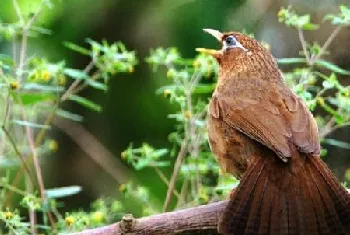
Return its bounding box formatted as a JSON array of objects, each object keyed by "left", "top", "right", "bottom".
[
  {"left": 67, "top": 189, "right": 350, "bottom": 235},
  {"left": 68, "top": 200, "right": 228, "bottom": 235}
]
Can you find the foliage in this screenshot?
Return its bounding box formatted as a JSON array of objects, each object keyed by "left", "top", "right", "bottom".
[
  {"left": 0, "top": 0, "right": 137, "bottom": 234},
  {"left": 0, "top": 1, "right": 349, "bottom": 234}
]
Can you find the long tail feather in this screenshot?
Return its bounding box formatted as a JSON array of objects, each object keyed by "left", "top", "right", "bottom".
[{"left": 218, "top": 152, "right": 350, "bottom": 235}]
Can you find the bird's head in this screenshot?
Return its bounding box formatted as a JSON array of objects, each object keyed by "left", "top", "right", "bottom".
[{"left": 196, "top": 29, "right": 277, "bottom": 77}]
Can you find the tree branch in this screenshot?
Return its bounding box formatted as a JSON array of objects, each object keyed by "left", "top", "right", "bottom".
[
  {"left": 68, "top": 200, "right": 228, "bottom": 235},
  {"left": 67, "top": 190, "right": 350, "bottom": 235}
]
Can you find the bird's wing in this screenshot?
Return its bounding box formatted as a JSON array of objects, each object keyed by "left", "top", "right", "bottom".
[{"left": 210, "top": 79, "right": 320, "bottom": 161}]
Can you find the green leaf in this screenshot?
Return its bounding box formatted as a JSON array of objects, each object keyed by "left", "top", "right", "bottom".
[
  {"left": 69, "top": 95, "right": 102, "bottom": 112},
  {"left": 22, "top": 83, "right": 65, "bottom": 92},
  {"left": 322, "top": 80, "right": 334, "bottom": 89},
  {"left": 301, "top": 23, "right": 319, "bottom": 30},
  {"left": 340, "top": 5, "right": 350, "bottom": 18},
  {"left": 152, "top": 148, "right": 168, "bottom": 158},
  {"left": 64, "top": 68, "right": 89, "bottom": 80},
  {"left": 56, "top": 109, "right": 83, "bottom": 122},
  {"left": 0, "top": 54, "right": 15, "bottom": 66},
  {"left": 134, "top": 159, "right": 150, "bottom": 170},
  {"left": 156, "top": 85, "right": 176, "bottom": 95},
  {"left": 45, "top": 186, "right": 82, "bottom": 199},
  {"left": 277, "top": 58, "right": 307, "bottom": 64},
  {"left": 277, "top": 58, "right": 350, "bottom": 75},
  {"left": 31, "top": 26, "right": 52, "bottom": 35},
  {"left": 297, "top": 15, "right": 311, "bottom": 26},
  {"left": 16, "top": 93, "right": 56, "bottom": 106},
  {"left": 152, "top": 161, "right": 170, "bottom": 167},
  {"left": 323, "top": 138, "right": 350, "bottom": 149},
  {"left": 63, "top": 42, "right": 90, "bottom": 56},
  {"left": 12, "top": 120, "right": 51, "bottom": 129},
  {"left": 193, "top": 83, "right": 216, "bottom": 94},
  {"left": 315, "top": 60, "right": 350, "bottom": 75},
  {"left": 0, "top": 158, "right": 21, "bottom": 167},
  {"left": 86, "top": 78, "right": 108, "bottom": 91}
]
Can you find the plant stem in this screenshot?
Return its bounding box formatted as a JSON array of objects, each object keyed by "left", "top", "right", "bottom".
[
  {"left": 17, "top": 0, "right": 47, "bottom": 83},
  {"left": 26, "top": 175, "right": 37, "bottom": 234},
  {"left": 153, "top": 166, "right": 180, "bottom": 199},
  {"left": 1, "top": 126, "right": 34, "bottom": 184},
  {"left": 61, "top": 60, "right": 95, "bottom": 101},
  {"left": 163, "top": 139, "right": 188, "bottom": 212},
  {"left": 310, "top": 25, "right": 342, "bottom": 64},
  {"left": 297, "top": 28, "right": 310, "bottom": 64},
  {"left": 11, "top": 0, "right": 24, "bottom": 24}
]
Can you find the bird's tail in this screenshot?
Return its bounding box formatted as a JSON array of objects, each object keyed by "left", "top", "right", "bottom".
[{"left": 218, "top": 151, "right": 350, "bottom": 235}]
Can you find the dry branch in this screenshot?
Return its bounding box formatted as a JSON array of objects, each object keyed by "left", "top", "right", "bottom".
[
  {"left": 68, "top": 200, "right": 228, "bottom": 235},
  {"left": 67, "top": 189, "right": 350, "bottom": 235}
]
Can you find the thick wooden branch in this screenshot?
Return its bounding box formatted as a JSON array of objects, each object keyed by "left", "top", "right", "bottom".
[
  {"left": 68, "top": 189, "right": 350, "bottom": 235},
  {"left": 68, "top": 200, "right": 228, "bottom": 235}
]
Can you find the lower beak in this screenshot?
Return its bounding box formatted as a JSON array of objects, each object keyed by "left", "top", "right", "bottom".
[
  {"left": 196, "top": 28, "right": 223, "bottom": 60},
  {"left": 195, "top": 48, "right": 222, "bottom": 59}
]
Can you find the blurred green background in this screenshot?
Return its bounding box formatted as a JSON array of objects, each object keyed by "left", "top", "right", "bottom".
[{"left": 0, "top": 0, "right": 349, "bottom": 215}]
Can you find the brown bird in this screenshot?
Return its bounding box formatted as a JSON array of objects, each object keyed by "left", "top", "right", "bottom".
[{"left": 198, "top": 29, "right": 350, "bottom": 235}]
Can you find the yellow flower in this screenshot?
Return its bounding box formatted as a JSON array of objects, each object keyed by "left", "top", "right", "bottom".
[
  {"left": 5, "top": 211, "right": 13, "bottom": 219},
  {"left": 91, "top": 211, "right": 104, "bottom": 223},
  {"left": 277, "top": 8, "right": 287, "bottom": 19},
  {"left": 29, "top": 70, "right": 40, "bottom": 81},
  {"left": 48, "top": 139, "right": 58, "bottom": 152},
  {"left": 121, "top": 151, "right": 127, "bottom": 160},
  {"left": 65, "top": 216, "right": 75, "bottom": 226},
  {"left": 10, "top": 81, "right": 20, "bottom": 90},
  {"left": 184, "top": 110, "right": 191, "bottom": 119},
  {"left": 307, "top": 77, "right": 316, "bottom": 85},
  {"left": 261, "top": 42, "right": 270, "bottom": 51},
  {"left": 163, "top": 89, "right": 171, "bottom": 98},
  {"left": 119, "top": 184, "right": 127, "bottom": 192},
  {"left": 166, "top": 68, "right": 176, "bottom": 79},
  {"left": 58, "top": 75, "right": 66, "bottom": 86},
  {"left": 193, "top": 60, "right": 200, "bottom": 68},
  {"left": 317, "top": 97, "right": 325, "bottom": 106},
  {"left": 41, "top": 70, "right": 51, "bottom": 82}
]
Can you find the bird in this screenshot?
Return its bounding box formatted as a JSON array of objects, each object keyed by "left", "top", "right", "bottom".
[{"left": 197, "top": 29, "right": 350, "bottom": 235}]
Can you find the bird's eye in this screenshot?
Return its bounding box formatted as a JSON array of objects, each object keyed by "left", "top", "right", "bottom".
[{"left": 225, "top": 36, "right": 237, "bottom": 47}]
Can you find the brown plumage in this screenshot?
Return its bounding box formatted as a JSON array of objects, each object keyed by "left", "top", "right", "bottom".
[{"left": 198, "top": 29, "right": 350, "bottom": 235}]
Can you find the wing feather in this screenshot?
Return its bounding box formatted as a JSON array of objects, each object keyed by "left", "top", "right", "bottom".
[{"left": 210, "top": 78, "right": 320, "bottom": 161}]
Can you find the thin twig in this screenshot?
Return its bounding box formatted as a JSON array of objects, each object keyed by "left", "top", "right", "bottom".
[
  {"left": 17, "top": 0, "right": 47, "bottom": 82},
  {"left": 4, "top": 105, "right": 58, "bottom": 208},
  {"left": 297, "top": 28, "right": 311, "bottom": 64},
  {"left": 20, "top": 105, "right": 56, "bottom": 231},
  {"left": 53, "top": 117, "right": 132, "bottom": 184},
  {"left": 2, "top": 89, "right": 11, "bottom": 128},
  {"left": 11, "top": 0, "right": 24, "bottom": 24},
  {"left": 310, "top": 25, "right": 342, "bottom": 64},
  {"left": 61, "top": 60, "right": 95, "bottom": 101},
  {"left": 153, "top": 166, "right": 180, "bottom": 199},
  {"left": 25, "top": 175, "right": 37, "bottom": 235},
  {"left": 163, "top": 140, "right": 188, "bottom": 212},
  {"left": 12, "top": 36, "right": 17, "bottom": 68},
  {"left": 176, "top": 178, "right": 189, "bottom": 208},
  {"left": 1, "top": 126, "right": 34, "bottom": 184}
]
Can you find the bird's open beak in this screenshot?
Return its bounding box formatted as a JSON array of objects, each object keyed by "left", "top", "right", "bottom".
[
  {"left": 203, "top": 28, "right": 223, "bottom": 41},
  {"left": 196, "top": 28, "right": 223, "bottom": 60}
]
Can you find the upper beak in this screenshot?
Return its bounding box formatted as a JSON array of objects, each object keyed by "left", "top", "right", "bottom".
[
  {"left": 196, "top": 28, "right": 223, "bottom": 59},
  {"left": 203, "top": 28, "right": 223, "bottom": 41}
]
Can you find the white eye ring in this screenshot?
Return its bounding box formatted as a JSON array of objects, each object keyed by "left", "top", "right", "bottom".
[{"left": 223, "top": 36, "right": 248, "bottom": 52}]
